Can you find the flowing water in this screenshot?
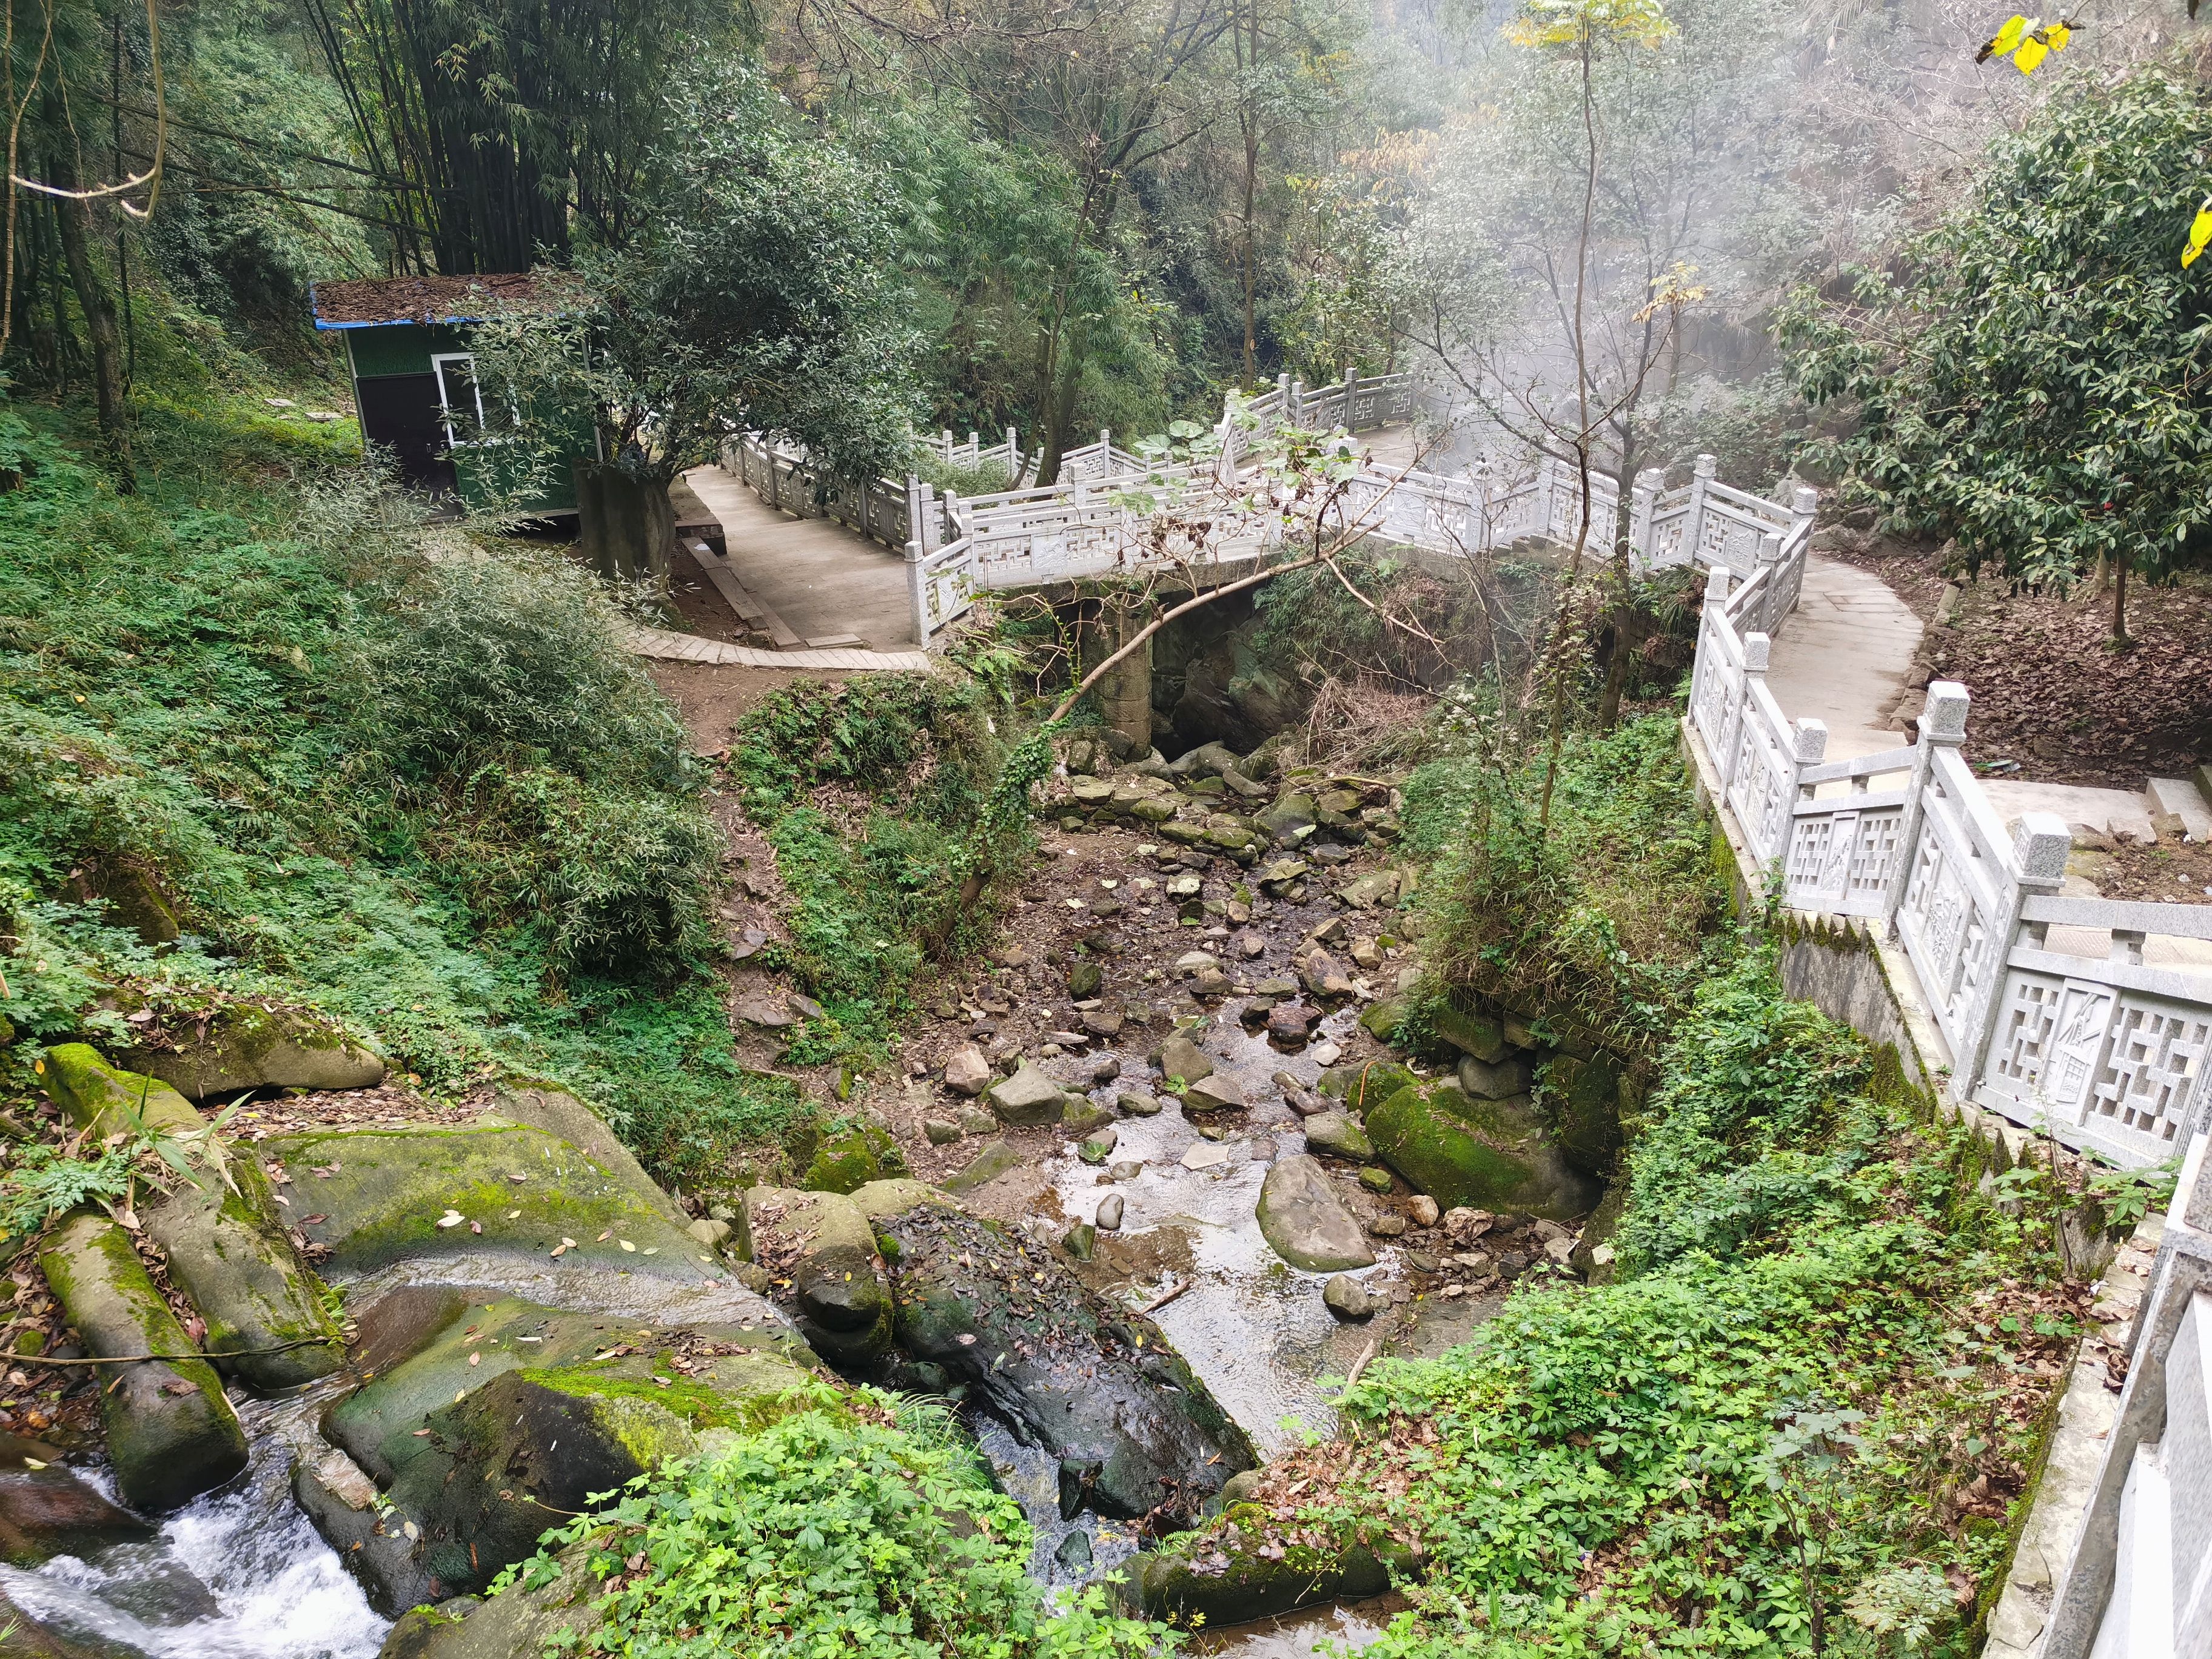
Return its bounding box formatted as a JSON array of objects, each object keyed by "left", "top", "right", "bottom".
[{"left": 0, "top": 1387, "right": 389, "bottom": 1659}]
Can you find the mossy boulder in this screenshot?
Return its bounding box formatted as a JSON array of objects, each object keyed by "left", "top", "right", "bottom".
[
  {"left": 253, "top": 1125, "right": 741, "bottom": 1321},
  {"left": 324, "top": 1292, "right": 813, "bottom": 1610},
  {"left": 942, "top": 1138, "right": 1023, "bottom": 1193},
  {"left": 796, "top": 1119, "right": 907, "bottom": 1195},
  {"left": 142, "top": 1153, "right": 344, "bottom": 1389},
  {"left": 1429, "top": 1001, "right": 1508, "bottom": 1064},
  {"left": 120, "top": 1003, "right": 383, "bottom": 1101},
  {"left": 375, "top": 1543, "right": 604, "bottom": 1658},
  {"left": 40, "top": 1044, "right": 201, "bottom": 1139},
  {"left": 37, "top": 1213, "right": 247, "bottom": 1511},
  {"left": 1539, "top": 1051, "right": 1633, "bottom": 1178},
  {"left": 741, "top": 1187, "right": 894, "bottom": 1367},
  {"left": 1128, "top": 1507, "right": 1409, "bottom": 1624},
  {"left": 1318, "top": 1061, "right": 1416, "bottom": 1113},
  {"left": 1366, "top": 1083, "right": 1600, "bottom": 1221},
  {"left": 870, "top": 1190, "right": 1254, "bottom": 1524}
]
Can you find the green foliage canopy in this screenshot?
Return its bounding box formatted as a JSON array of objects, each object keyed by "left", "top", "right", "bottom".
[{"left": 1780, "top": 71, "right": 2212, "bottom": 602}]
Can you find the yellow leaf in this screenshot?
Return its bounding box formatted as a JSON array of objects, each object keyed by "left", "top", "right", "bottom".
[
  {"left": 2042, "top": 19, "right": 2071, "bottom": 48},
  {"left": 2013, "top": 36, "right": 2048, "bottom": 70},
  {"left": 1977, "top": 13, "right": 2028, "bottom": 61}
]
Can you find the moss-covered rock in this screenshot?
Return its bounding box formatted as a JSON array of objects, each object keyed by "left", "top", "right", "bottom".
[
  {"left": 1429, "top": 1002, "right": 1507, "bottom": 1064},
  {"left": 1540, "top": 1051, "right": 1633, "bottom": 1178},
  {"left": 1317, "top": 1061, "right": 1417, "bottom": 1113},
  {"left": 1128, "top": 1506, "right": 1409, "bottom": 1624},
  {"left": 119, "top": 1003, "right": 384, "bottom": 1101},
  {"left": 252, "top": 1126, "right": 732, "bottom": 1313},
  {"left": 142, "top": 1153, "right": 343, "bottom": 1389},
  {"left": 0, "top": 1448, "right": 154, "bottom": 1566},
  {"left": 40, "top": 1045, "right": 200, "bottom": 1139},
  {"left": 1366, "top": 1083, "right": 1600, "bottom": 1221},
  {"left": 796, "top": 1119, "right": 907, "bottom": 1195},
  {"left": 37, "top": 1213, "right": 247, "bottom": 1511},
  {"left": 741, "top": 1187, "right": 893, "bottom": 1367},
  {"left": 375, "top": 1543, "right": 604, "bottom": 1659}
]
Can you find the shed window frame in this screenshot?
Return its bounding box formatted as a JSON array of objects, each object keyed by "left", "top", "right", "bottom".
[{"left": 430, "top": 352, "right": 486, "bottom": 447}]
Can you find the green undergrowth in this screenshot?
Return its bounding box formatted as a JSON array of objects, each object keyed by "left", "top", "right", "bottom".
[
  {"left": 0, "top": 387, "right": 806, "bottom": 1189},
  {"left": 726, "top": 675, "right": 1011, "bottom": 1060},
  {"left": 1403, "top": 711, "right": 1732, "bottom": 1056},
  {"left": 497, "top": 1385, "right": 1167, "bottom": 1659},
  {"left": 1221, "top": 940, "right": 2091, "bottom": 1659}
]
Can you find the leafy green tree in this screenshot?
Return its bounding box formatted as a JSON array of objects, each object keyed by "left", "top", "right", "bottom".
[
  {"left": 473, "top": 61, "right": 919, "bottom": 582},
  {"left": 1780, "top": 70, "right": 2212, "bottom": 646}
]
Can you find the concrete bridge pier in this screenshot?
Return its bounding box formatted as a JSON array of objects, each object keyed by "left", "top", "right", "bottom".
[{"left": 1087, "top": 589, "right": 1154, "bottom": 757}]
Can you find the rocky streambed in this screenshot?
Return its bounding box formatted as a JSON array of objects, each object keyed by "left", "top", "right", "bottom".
[{"left": 0, "top": 737, "right": 1624, "bottom": 1657}]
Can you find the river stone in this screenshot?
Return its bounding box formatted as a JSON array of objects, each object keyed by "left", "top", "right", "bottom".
[
  {"left": 986, "top": 1063, "right": 1067, "bottom": 1127},
  {"left": 868, "top": 1191, "right": 1254, "bottom": 1524},
  {"left": 40, "top": 1044, "right": 201, "bottom": 1139},
  {"left": 1068, "top": 959, "right": 1104, "bottom": 999},
  {"left": 942, "top": 1046, "right": 993, "bottom": 1096},
  {"left": 1183, "top": 1073, "right": 1246, "bottom": 1112},
  {"left": 1357, "top": 999, "right": 1404, "bottom": 1041},
  {"left": 1077, "top": 1125, "right": 1119, "bottom": 1164},
  {"left": 1255, "top": 1156, "right": 1374, "bottom": 1273},
  {"left": 1096, "top": 1193, "right": 1125, "bottom": 1230},
  {"left": 742, "top": 1187, "right": 893, "bottom": 1366},
  {"left": 1408, "top": 1195, "right": 1441, "bottom": 1227},
  {"left": 0, "top": 1453, "right": 154, "bottom": 1565},
  {"left": 1366, "top": 1083, "right": 1601, "bottom": 1221},
  {"left": 1322, "top": 1275, "right": 1378, "bottom": 1321},
  {"left": 1458, "top": 1053, "right": 1533, "bottom": 1099},
  {"left": 1299, "top": 950, "right": 1352, "bottom": 999},
  {"left": 1318, "top": 1062, "right": 1416, "bottom": 1111},
  {"left": 1358, "top": 1165, "right": 1395, "bottom": 1194},
  {"left": 1117, "top": 1092, "right": 1162, "bottom": 1117},
  {"left": 1266, "top": 1003, "right": 1315, "bottom": 1042},
  {"left": 1062, "top": 1097, "right": 1114, "bottom": 1134},
  {"left": 1257, "top": 794, "right": 1318, "bottom": 842},
  {"left": 1151, "top": 1036, "right": 1213, "bottom": 1085},
  {"left": 253, "top": 1125, "right": 737, "bottom": 1318},
  {"left": 1301, "top": 1110, "right": 1373, "bottom": 1162},
  {"left": 942, "top": 1138, "right": 1023, "bottom": 1193},
  {"left": 120, "top": 1004, "right": 384, "bottom": 1101},
  {"left": 924, "top": 1117, "right": 963, "bottom": 1145},
  {"left": 38, "top": 1213, "right": 247, "bottom": 1511},
  {"left": 142, "top": 1151, "right": 344, "bottom": 1389}
]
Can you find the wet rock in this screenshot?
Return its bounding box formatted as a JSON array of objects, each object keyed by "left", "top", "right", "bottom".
[
  {"left": 1458, "top": 1053, "right": 1533, "bottom": 1100},
  {"left": 1055, "top": 1529, "right": 1095, "bottom": 1574},
  {"left": 1077, "top": 1126, "right": 1119, "bottom": 1164},
  {"left": 743, "top": 1187, "right": 894, "bottom": 1366},
  {"left": 120, "top": 1004, "right": 383, "bottom": 1101},
  {"left": 1368, "top": 1213, "right": 1407, "bottom": 1238},
  {"left": 924, "top": 1117, "right": 964, "bottom": 1145},
  {"left": 1068, "top": 960, "right": 1104, "bottom": 999},
  {"left": 1366, "top": 1084, "right": 1600, "bottom": 1221},
  {"left": 1081, "top": 1010, "right": 1125, "bottom": 1041},
  {"left": 1281, "top": 1087, "right": 1327, "bottom": 1118},
  {"left": 942, "top": 1138, "right": 1024, "bottom": 1193},
  {"left": 142, "top": 1149, "right": 345, "bottom": 1389},
  {"left": 1301, "top": 1111, "right": 1373, "bottom": 1162},
  {"left": 1062, "top": 1224, "right": 1098, "bottom": 1262},
  {"left": 1116, "top": 1093, "right": 1163, "bottom": 1118},
  {"left": 868, "top": 1191, "right": 1254, "bottom": 1523},
  {"left": 1322, "top": 1275, "right": 1379, "bottom": 1321},
  {"left": 1319, "top": 1062, "right": 1416, "bottom": 1111},
  {"left": 1151, "top": 1036, "right": 1213, "bottom": 1085},
  {"left": 1173, "top": 948, "right": 1218, "bottom": 975},
  {"left": 38, "top": 1213, "right": 247, "bottom": 1511},
  {"left": 0, "top": 1457, "right": 154, "bottom": 1565},
  {"left": 40, "top": 1044, "right": 200, "bottom": 1139},
  {"left": 942, "top": 1047, "right": 993, "bottom": 1096},
  {"left": 1265, "top": 1003, "right": 1315, "bottom": 1043},
  {"left": 1096, "top": 1194, "right": 1125, "bottom": 1231},
  {"left": 1089, "top": 1054, "right": 1121, "bottom": 1084},
  {"left": 1183, "top": 1073, "right": 1246, "bottom": 1111},
  {"left": 1191, "top": 967, "right": 1233, "bottom": 998},
  {"left": 1107, "top": 1161, "right": 1143, "bottom": 1181},
  {"left": 377, "top": 1546, "right": 603, "bottom": 1658},
  {"left": 1061, "top": 1097, "right": 1114, "bottom": 1134},
  {"left": 1255, "top": 1156, "right": 1375, "bottom": 1273},
  {"left": 986, "top": 1063, "right": 1068, "bottom": 1127}
]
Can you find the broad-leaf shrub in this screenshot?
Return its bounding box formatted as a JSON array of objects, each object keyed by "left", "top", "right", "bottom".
[{"left": 501, "top": 1389, "right": 1168, "bottom": 1659}]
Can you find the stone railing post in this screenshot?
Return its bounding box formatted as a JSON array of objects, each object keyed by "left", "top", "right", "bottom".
[
  {"left": 1955, "top": 811, "right": 2070, "bottom": 1094},
  {"left": 1720, "top": 629, "right": 1769, "bottom": 795},
  {"left": 1884, "top": 681, "right": 1969, "bottom": 930},
  {"left": 1630, "top": 466, "right": 1663, "bottom": 566},
  {"left": 904, "top": 474, "right": 923, "bottom": 548},
  {"left": 1687, "top": 452, "right": 1717, "bottom": 564},
  {"left": 1780, "top": 717, "right": 1829, "bottom": 870},
  {"left": 1790, "top": 484, "right": 1818, "bottom": 544},
  {"left": 1754, "top": 530, "right": 1785, "bottom": 633}
]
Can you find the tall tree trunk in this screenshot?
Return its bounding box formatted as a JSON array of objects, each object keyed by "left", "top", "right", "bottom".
[{"left": 47, "top": 152, "right": 131, "bottom": 486}]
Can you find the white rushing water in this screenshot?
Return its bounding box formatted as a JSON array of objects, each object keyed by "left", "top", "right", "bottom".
[{"left": 0, "top": 1392, "right": 390, "bottom": 1659}]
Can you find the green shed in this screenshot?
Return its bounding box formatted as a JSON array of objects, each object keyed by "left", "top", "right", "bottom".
[{"left": 310, "top": 273, "right": 591, "bottom": 514}]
